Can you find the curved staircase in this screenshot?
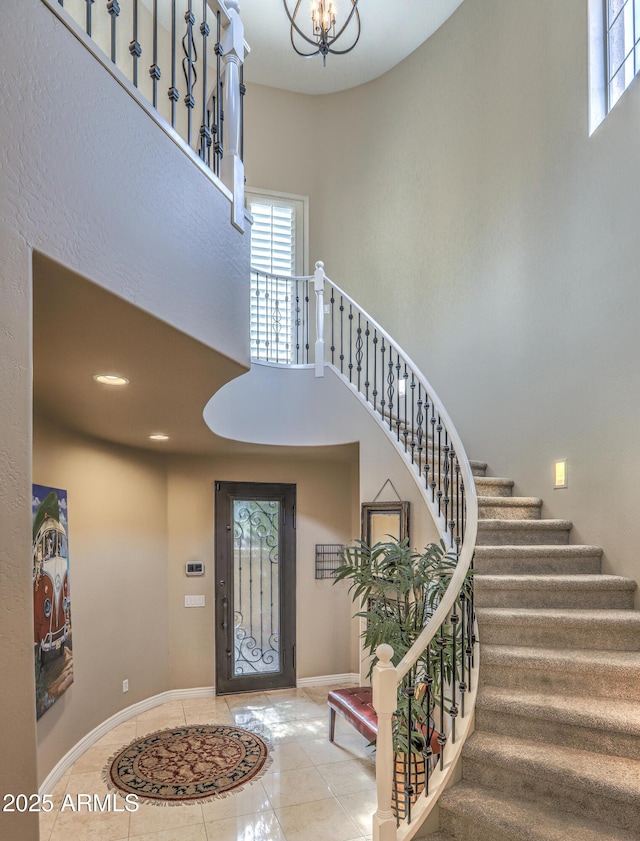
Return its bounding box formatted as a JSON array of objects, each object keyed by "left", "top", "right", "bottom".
[{"left": 430, "top": 461, "right": 640, "bottom": 840}]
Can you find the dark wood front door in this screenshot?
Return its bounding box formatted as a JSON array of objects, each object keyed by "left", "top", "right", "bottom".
[{"left": 215, "top": 481, "right": 296, "bottom": 695}]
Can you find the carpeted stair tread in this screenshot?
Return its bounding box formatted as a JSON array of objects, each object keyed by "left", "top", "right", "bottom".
[
  {"left": 476, "top": 574, "right": 636, "bottom": 591},
  {"left": 475, "top": 574, "right": 636, "bottom": 609},
  {"left": 439, "top": 781, "right": 640, "bottom": 841},
  {"left": 476, "top": 686, "right": 640, "bottom": 743},
  {"left": 469, "top": 460, "right": 487, "bottom": 476},
  {"left": 476, "top": 606, "right": 640, "bottom": 649},
  {"left": 474, "top": 476, "right": 514, "bottom": 497},
  {"left": 477, "top": 496, "right": 542, "bottom": 519},
  {"left": 473, "top": 544, "right": 603, "bottom": 575},
  {"left": 476, "top": 519, "right": 572, "bottom": 545},
  {"left": 480, "top": 644, "right": 640, "bottom": 699},
  {"left": 463, "top": 732, "right": 640, "bottom": 810}
]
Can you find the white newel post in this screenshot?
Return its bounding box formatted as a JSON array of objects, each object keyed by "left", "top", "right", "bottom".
[
  {"left": 221, "top": 0, "right": 245, "bottom": 232},
  {"left": 314, "top": 261, "right": 326, "bottom": 377},
  {"left": 373, "top": 644, "right": 398, "bottom": 841}
]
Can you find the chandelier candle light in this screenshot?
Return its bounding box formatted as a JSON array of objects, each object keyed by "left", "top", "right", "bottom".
[{"left": 283, "top": 0, "right": 361, "bottom": 66}]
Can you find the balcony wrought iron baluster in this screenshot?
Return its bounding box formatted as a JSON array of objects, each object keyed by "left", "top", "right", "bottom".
[
  {"left": 107, "top": 0, "right": 120, "bottom": 64},
  {"left": 402, "top": 364, "right": 409, "bottom": 454},
  {"left": 169, "top": 0, "right": 178, "bottom": 127},
  {"left": 436, "top": 418, "right": 443, "bottom": 517},
  {"left": 199, "top": 0, "right": 211, "bottom": 163},
  {"left": 150, "top": 0, "right": 160, "bottom": 108},
  {"left": 329, "top": 287, "right": 336, "bottom": 365},
  {"left": 443, "top": 439, "right": 450, "bottom": 535},
  {"left": 85, "top": 0, "right": 94, "bottom": 37},
  {"left": 213, "top": 11, "right": 223, "bottom": 175},
  {"left": 182, "top": 1, "right": 197, "bottom": 147},
  {"left": 305, "top": 280, "right": 310, "bottom": 363},
  {"left": 130, "top": 0, "right": 141, "bottom": 88}
]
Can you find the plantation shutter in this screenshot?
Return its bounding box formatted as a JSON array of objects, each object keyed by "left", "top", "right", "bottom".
[{"left": 249, "top": 198, "right": 298, "bottom": 361}]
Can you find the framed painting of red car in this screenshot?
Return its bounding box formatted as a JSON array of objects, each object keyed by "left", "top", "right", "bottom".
[{"left": 32, "top": 483, "right": 74, "bottom": 719}]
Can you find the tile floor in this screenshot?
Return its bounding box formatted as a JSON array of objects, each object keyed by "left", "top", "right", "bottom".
[{"left": 39, "top": 685, "right": 377, "bottom": 841}]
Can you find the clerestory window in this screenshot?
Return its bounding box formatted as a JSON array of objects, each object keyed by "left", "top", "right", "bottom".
[{"left": 606, "top": 0, "right": 640, "bottom": 110}]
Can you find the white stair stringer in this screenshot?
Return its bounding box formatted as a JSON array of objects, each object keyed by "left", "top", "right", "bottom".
[{"left": 434, "top": 462, "right": 640, "bottom": 840}]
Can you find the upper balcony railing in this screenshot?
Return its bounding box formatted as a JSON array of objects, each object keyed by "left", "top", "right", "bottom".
[
  {"left": 43, "top": 0, "right": 247, "bottom": 230},
  {"left": 250, "top": 262, "right": 479, "bottom": 841}
]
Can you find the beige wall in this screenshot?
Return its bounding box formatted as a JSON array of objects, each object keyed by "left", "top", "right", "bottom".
[
  {"left": 166, "top": 451, "right": 360, "bottom": 688},
  {"left": 33, "top": 416, "right": 170, "bottom": 781},
  {"left": 245, "top": 0, "right": 640, "bottom": 596}
]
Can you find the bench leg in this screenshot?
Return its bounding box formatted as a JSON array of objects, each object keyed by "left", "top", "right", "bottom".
[{"left": 328, "top": 706, "right": 336, "bottom": 742}]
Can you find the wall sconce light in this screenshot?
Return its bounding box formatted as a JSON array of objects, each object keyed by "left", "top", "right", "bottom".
[{"left": 554, "top": 459, "right": 568, "bottom": 489}]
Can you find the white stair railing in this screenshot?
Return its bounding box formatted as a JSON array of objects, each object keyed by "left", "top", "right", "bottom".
[{"left": 250, "top": 261, "right": 479, "bottom": 840}]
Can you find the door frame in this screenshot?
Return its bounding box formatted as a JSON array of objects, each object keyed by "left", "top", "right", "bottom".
[{"left": 214, "top": 481, "right": 296, "bottom": 695}]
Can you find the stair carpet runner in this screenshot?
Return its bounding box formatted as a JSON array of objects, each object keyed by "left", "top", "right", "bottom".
[{"left": 427, "top": 461, "right": 640, "bottom": 841}]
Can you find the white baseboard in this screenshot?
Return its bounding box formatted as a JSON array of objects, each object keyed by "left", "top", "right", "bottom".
[
  {"left": 297, "top": 672, "right": 359, "bottom": 688},
  {"left": 39, "top": 676, "right": 358, "bottom": 795},
  {"left": 39, "top": 686, "right": 216, "bottom": 795}
]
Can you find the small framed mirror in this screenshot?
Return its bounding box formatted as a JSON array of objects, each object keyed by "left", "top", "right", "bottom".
[{"left": 361, "top": 501, "right": 410, "bottom": 545}]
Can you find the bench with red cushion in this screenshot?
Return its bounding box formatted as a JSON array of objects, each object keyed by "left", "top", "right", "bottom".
[{"left": 327, "top": 685, "right": 441, "bottom": 756}]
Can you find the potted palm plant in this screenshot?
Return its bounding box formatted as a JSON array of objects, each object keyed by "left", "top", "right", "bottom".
[{"left": 334, "top": 537, "right": 473, "bottom": 819}]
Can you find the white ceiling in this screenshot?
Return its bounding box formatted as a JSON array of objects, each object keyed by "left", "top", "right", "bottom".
[{"left": 238, "top": 0, "right": 463, "bottom": 95}]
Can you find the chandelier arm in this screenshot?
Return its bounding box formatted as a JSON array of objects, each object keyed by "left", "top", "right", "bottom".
[
  {"left": 330, "top": 1, "right": 360, "bottom": 43},
  {"left": 283, "top": 0, "right": 327, "bottom": 49},
  {"left": 324, "top": 9, "right": 360, "bottom": 54}
]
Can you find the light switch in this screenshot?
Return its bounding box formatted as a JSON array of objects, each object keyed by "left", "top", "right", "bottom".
[{"left": 185, "top": 595, "right": 205, "bottom": 607}]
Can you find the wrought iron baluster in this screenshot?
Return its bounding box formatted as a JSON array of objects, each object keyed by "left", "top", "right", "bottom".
[
  {"left": 443, "top": 438, "right": 450, "bottom": 534},
  {"left": 437, "top": 626, "right": 447, "bottom": 771},
  {"left": 182, "top": 1, "right": 198, "bottom": 147},
  {"left": 409, "top": 372, "right": 416, "bottom": 463},
  {"left": 213, "top": 11, "right": 223, "bottom": 175},
  {"left": 423, "top": 651, "right": 434, "bottom": 796},
  {"left": 404, "top": 683, "right": 415, "bottom": 825},
  {"left": 329, "top": 286, "right": 335, "bottom": 366},
  {"left": 364, "top": 320, "right": 370, "bottom": 401},
  {"left": 348, "top": 304, "right": 354, "bottom": 383},
  {"left": 379, "top": 338, "right": 386, "bottom": 420},
  {"left": 149, "top": 0, "right": 161, "bottom": 108},
  {"left": 387, "top": 345, "right": 395, "bottom": 431},
  {"left": 305, "top": 280, "right": 310, "bottom": 364},
  {"left": 130, "top": 0, "right": 141, "bottom": 88},
  {"left": 355, "top": 313, "right": 363, "bottom": 391},
  {"left": 265, "top": 278, "right": 271, "bottom": 361},
  {"left": 107, "top": 0, "right": 120, "bottom": 64},
  {"left": 339, "top": 296, "right": 344, "bottom": 375},
  {"left": 436, "top": 417, "right": 443, "bottom": 517},
  {"left": 199, "top": 0, "right": 211, "bottom": 163},
  {"left": 295, "top": 280, "right": 301, "bottom": 364},
  {"left": 372, "top": 330, "right": 378, "bottom": 411},
  {"left": 240, "top": 64, "right": 245, "bottom": 162},
  {"left": 430, "top": 403, "right": 436, "bottom": 502},
  {"left": 402, "top": 364, "right": 409, "bottom": 453},
  {"left": 416, "top": 384, "right": 424, "bottom": 477},
  {"left": 459, "top": 590, "right": 468, "bottom": 718},
  {"left": 169, "top": 0, "right": 178, "bottom": 127},
  {"left": 450, "top": 604, "right": 459, "bottom": 743}
]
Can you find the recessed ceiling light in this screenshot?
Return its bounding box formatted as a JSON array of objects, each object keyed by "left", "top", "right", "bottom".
[
  {"left": 93, "top": 374, "right": 129, "bottom": 386},
  {"left": 148, "top": 433, "right": 170, "bottom": 441}
]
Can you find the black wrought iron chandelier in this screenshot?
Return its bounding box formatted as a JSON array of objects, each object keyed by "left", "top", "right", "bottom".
[{"left": 283, "top": 0, "right": 361, "bottom": 67}]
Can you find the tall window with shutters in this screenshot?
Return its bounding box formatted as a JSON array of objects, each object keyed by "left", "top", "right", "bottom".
[{"left": 247, "top": 190, "right": 308, "bottom": 363}]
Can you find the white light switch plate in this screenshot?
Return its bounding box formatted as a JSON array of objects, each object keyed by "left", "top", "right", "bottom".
[{"left": 185, "top": 595, "right": 205, "bottom": 608}]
